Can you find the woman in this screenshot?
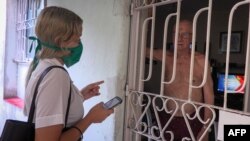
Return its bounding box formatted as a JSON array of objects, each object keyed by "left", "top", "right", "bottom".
[{"left": 24, "top": 6, "right": 113, "bottom": 141}]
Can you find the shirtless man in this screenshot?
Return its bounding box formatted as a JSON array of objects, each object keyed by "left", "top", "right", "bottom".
[{"left": 146, "top": 20, "right": 214, "bottom": 141}]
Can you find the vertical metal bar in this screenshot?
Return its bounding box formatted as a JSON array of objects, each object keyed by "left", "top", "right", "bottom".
[
  {"left": 188, "top": 7, "right": 208, "bottom": 100},
  {"left": 139, "top": 5, "right": 156, "bottom": 92},
  {"left": 148, "top": 5, "right": 156, "bottom": 79},
  {"left": 124, "top": 3, "right": 140, "bottom": 141},
  {"left": 138, "top": 17, "right": 152, "bottom": 88},
  {"left": 224, "top": 0, "right": 249, "bottom": 108},
  {"left": 171, "top": 0, "right": 181, "bottom": 88},
  {"left": 244, "top": 2, "right": 250, "bottom": 112},
  {"left": 188, "top": 0, "right": 213, "bottom": 100},
  {"left": 133, "top": 11, "right": 140, "bottom": 90},
  {"left": 130, "top": 5, "right": 142, "bottom": 141},
  {"left": 161, "top": 0, "right": 181, "bottom": 85},
  {"left": 203, "top": 0, "right": 213, "bottom": 86},
  {"left": 160, "top": 13, "right": 176, "bottom": 95}
]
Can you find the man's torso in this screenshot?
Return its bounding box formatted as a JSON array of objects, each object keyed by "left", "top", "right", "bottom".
[{"left": 164, "top": 52, "right": 205, "bottom": 116}]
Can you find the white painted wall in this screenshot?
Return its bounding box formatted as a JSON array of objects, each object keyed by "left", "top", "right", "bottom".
[
  {"left": 47, "top": 0, "right": 130, "bottom": 140},
  {"left": 0, "top": 0, "right": 7, "bottom": 132},
  {"left": 0, "top": 0, "right": 6, "bottom": 96},
  {"left": 4, "top": 0, "right": 18, "bottom": 98}
]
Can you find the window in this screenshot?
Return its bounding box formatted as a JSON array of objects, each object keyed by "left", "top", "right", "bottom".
[
  {"left": 3, "top": 0, "right": 46, "bottom": 100},
  {"left": 14, "top": 0, "right": 46, "bottom": 62}
]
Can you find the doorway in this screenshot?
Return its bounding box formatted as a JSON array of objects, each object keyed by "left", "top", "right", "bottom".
[{"left": 124, "top": 0, "right": 250, "bottom": 141}]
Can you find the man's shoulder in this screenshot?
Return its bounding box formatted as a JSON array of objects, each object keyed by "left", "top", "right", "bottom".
[{"left": 195, "top": 52, "right": 206, "bottom": 65}]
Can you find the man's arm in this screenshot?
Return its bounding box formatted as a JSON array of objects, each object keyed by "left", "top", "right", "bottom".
[
  {"left": 145, "top": 47, "right": 164, "bottom": 61},
  {"left": 197, "top": 54, "right": 215, "bottom": 119},
  {"left": 197, "top": 57, "right": 215, "bottom": 141},
  {"left": 203, "top": 61, "right": 215, "bottom": 121}
]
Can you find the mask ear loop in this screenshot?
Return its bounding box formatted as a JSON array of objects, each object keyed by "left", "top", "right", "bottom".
[{"left": 28, "top": 36, "right": 42, "bottom": 71}]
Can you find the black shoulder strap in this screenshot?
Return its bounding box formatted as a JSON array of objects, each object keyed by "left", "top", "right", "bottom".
[
  {"left": 28, "top": 66, "right": 71, "bottom": 128},
  {"left": 64, "top": 83, "right": 71, "bottom": 128}
]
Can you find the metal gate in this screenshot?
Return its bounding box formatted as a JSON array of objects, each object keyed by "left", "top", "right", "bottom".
[{"left": 124, "top": 0, "right": 250, "bottom": 141}]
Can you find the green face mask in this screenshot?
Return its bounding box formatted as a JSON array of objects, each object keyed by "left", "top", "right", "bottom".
[
  {"left": 61, "top": 42, "right": 83, "bottom": 67},
  {"left": 29, "top": 37, "right": 83, "bottom": 68}
]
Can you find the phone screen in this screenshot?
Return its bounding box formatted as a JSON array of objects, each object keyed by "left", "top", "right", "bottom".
[{"left": 103, "top": 96, "right": 122, "bottom": 109}]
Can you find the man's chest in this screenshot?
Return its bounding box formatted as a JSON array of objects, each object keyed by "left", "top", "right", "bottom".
[{"left": 165, "top": 58, "right": 203, "bottom": 84}]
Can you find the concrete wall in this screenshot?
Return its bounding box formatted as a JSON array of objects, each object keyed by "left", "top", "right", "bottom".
[
  {"left": 0, "top": 0, "right": 6, "bottom": 133},
  {"left": 4, "top": 0, "right": 18, "bottom": 98},
  {"left": 47, "top": 0, "right": 130, "bottom": 140}
]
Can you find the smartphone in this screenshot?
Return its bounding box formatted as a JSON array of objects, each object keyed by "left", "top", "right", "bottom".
[{"left": 103, "top": 96, "right": 123, "bottom": 109}]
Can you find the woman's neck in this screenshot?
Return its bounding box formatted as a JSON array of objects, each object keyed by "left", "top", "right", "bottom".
[{"left": 56, "top": 58, "right": 64, "bottom": 65}]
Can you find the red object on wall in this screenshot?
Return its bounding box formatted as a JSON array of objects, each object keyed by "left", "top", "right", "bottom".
[{"left": 5, "top": 97, "right": 24, "bottom": 109}]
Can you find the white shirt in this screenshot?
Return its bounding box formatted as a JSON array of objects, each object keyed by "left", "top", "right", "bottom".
[{"left": 24, "top": 58, "right": 84, "bottom": 128}]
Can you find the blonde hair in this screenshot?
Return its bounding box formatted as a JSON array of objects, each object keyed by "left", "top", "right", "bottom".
[{"left": 26, "top": 6, "right": 83, "bottom": 85}]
